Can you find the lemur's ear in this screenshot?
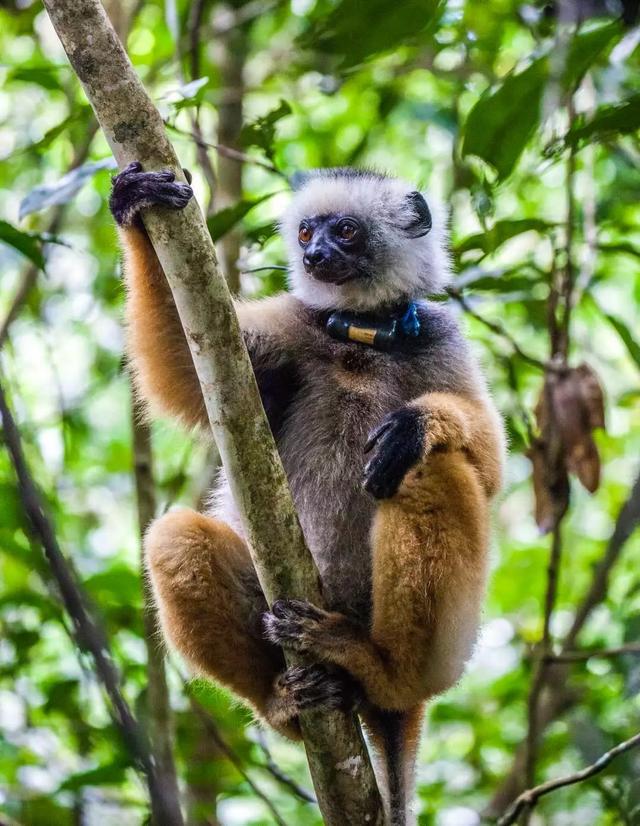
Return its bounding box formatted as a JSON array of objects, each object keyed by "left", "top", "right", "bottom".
[{"left": 403, "top": 191, "right": 432, "bottom": 238}]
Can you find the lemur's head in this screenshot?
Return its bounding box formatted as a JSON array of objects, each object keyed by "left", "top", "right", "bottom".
[{"left": 281, "top": 168, "right": 450, "bottom": 311}]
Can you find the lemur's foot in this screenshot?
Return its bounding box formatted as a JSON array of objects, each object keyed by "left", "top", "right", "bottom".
[
  {"left": 276, "top": 665, "right": 360, "bottom": 714},
  {"left": 109, "top": 161, "right": 193, "bottom": 226},
  {"left": 363, "top": 406, "right": 424, "bottom": 499},
  {"left": 263, "top": 598, "right": 361, "bottom": 660},
  {"left": 263, "top": 599, "right": 333, "bottom": 652}
]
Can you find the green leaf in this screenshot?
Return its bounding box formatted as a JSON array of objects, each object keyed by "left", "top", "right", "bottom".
[
  {"left": 461, "top": 22, "right": 621, "bottom": 180},
  {"left": 59, "top": 760, "right": 129, "bottom": 791},
  {"left": 560, "top": 21, "right": 622, "bottom": 90},
  {"left": 600, "top": 310, "right": 640, "bottom": 369},
  {"left": 6, "top": 64, "right": 66, "bottom": 91},
  {"left": 461, "top": 58, "right": 548, "bottom": 180},
  {"left": 240, "top": 100, "right": 292, "bottom": 161},
  {"left": 164, "top": 76, "right": 209, "bottom": 112},
  {"left": 566, "top": 92, "right": 640, "bottom": 147},
  {"left": 455, "top": 219, "right": 555, "bottom": 258},
  {"left": 0, "top": 219, "right": 45, "bottom": 269},
  {"left": 206, "top": 193, "right": 277, "bottom": 242},
  {"left": 299, "top": 0, "right": 444, "bottom": 68}
]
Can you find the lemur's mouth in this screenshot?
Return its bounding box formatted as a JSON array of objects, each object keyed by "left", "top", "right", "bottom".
[{"left": 307, "top": 265, "right": 364, "bottom": 285}]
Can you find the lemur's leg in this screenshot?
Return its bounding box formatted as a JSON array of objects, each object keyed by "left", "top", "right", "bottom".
[
  {"left": 263, "top": 392, "right": 502, "bottom": 710},
  {"left": 110, "top": 162, "right": 209, "bottom": 428},
  {"left": 146, "top": 509, "right": 357, "bottom": 737}
]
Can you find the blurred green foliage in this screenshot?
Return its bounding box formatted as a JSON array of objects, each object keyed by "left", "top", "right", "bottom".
[{"left": 0, "top": 0, "right": 639, "bottom": 824}]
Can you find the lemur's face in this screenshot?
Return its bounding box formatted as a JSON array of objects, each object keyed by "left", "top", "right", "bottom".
[
  {"left": 297, "top": 213, "right": 371, "bottom": 285},
  {"left": 282, "top": 170, "right": 450, "bottom": 311}
]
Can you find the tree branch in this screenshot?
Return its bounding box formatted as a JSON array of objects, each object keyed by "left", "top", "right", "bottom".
[
  {"left": 446, "top": 286, "right": 550, "bottom": 371},
  {"left": 0, "top": 374, "right": 183, "bottom": 825},
  {"left": 544, "top": 642, "right": 640, "bottom": 663},
  {"left": 41, "top": 2, "right": 381, "bottom": 822},
  {"left": 497, "top": 730, "right": 640, "bottom": 826}
]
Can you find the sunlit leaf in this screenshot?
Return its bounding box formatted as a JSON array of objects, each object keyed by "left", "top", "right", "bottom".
[
  {"left": 565, "top": 92, "right": 640, "bottom": 147},
  {"left": 19, "top": 157, "right": 116, "bottom": 219}
]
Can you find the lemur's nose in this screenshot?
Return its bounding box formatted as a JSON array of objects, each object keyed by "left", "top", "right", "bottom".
[{"left": 303, "top": 249, "right": 326, "bottom": 267}]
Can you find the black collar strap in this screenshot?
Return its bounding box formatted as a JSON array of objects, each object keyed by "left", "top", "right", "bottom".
[{"left": 320, "top": 301, "right": 422, "bottom": 353}]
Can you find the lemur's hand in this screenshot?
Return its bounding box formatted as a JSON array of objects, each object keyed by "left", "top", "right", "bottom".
[
  {"left": 363, "top": 407, "right": 424, "bottom": 499},
  {"left": 109, "top": 161, "right": 193, "bottom": 227}
]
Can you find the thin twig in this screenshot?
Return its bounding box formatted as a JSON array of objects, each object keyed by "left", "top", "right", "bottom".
[
  {"left": 241, "top": 265, "right": 288, "bottom": 274},
  {"left": 0, "top": 374, "right": 182, "bottom": 825},
  {"left": 254, "top": 727, "right": 317, "bottom": 805},
  {"left": 167, "top": 121, "right": 287, "bottom": 177},
  {"left": 497, "top": 730, "right": 640, "bottom": 826},
  {"left": 524, "top": 522, "right": 563, "bottom": 791},
  {"left": 545, "top": 642, "right": 640, "bottom": 663},
  {"left": 446, "top": 286, "right": 549, "bottom": 371}
]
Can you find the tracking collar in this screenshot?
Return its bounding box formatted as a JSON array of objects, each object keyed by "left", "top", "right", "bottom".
[{"left": 321, "top": 301, "right": 422, "bottom": 352}]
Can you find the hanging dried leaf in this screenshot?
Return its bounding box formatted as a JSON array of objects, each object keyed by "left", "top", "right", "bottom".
[
  {"left": 527, "top": 438, "right": 569, "bottom": 534},
  {"left": 529, "top": 363, "right": 606, "bottom": 529}
]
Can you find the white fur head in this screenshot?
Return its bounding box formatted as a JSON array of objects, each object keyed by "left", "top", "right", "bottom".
[{"left": 280, "top": 168, "right": 450, "bottom": 311}]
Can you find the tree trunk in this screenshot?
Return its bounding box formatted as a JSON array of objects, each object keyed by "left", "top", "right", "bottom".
[{"left": 42, "top": 2, "right": 382, "bottom": 823}]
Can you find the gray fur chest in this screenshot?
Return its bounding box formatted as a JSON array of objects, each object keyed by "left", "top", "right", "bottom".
[{"left": 211, "top": 299, "right": 475, "bottom": 624}]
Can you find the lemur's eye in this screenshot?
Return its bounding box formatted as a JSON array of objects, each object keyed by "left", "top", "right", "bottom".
[
  {"left": 298, "top": 224, "right": 312, "bottom": 244},
  {"left": 338, "top": 220, "right": 358, "bottom": 241}
]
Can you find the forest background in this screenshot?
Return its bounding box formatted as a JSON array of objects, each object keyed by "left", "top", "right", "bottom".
[{"left": 1, "top": 0, "right": 640, "bottom": 824}]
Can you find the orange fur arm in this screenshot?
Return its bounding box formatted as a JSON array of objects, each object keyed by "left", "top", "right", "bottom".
[
  {"left": 410, "top": 390, "right": 505, "bottom": 498},
  {"left": 121, "top": 225, "right": 208, "bottom": 428}
]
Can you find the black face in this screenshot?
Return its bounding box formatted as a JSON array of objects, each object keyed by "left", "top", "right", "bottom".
[{"left": 298, "top": 213, "right": 370, "bottom": 284}]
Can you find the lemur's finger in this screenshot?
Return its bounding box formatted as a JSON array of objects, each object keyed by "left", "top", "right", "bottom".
[{"left": 364, "top": 416, "right": 394, "bottom": 453}]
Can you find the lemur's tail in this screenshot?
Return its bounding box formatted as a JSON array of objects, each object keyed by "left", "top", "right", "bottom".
[{"left": 363, "top": 704, "right": 425, "bottom": 826}]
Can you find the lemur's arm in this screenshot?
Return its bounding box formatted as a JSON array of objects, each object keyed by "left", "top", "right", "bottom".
[
  {"left": 111, "top": 162, "right": 288, "bottom": 429},
  {"left": 264, "top": 389, "right": 504, "bottom": 710}
]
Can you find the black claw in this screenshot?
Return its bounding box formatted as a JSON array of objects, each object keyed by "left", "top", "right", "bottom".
[
  {"left": 363, "top": 407, "right": 424, "bottom": 499},
  {"left": 109, "top": 162, "right": 194, "bottom": 227}
]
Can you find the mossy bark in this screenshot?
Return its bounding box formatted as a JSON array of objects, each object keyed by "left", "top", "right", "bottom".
[{"left": 42, "top": 1, "right": 383, "bottom": 822}]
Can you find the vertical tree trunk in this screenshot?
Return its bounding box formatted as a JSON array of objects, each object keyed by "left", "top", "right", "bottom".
[
  {"left": 42, "top": 2, "right": 382, "bottom": 823},
  {"left": 213, "top": 12, "right": 246, "bottom": 294},
  {"left": 131, "top": 394, "right": 183, "bottom": 822}
]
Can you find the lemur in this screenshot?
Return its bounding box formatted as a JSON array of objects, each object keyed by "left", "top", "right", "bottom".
[{"left": 110, "top": 163, "right": 505, "bottom": 825}]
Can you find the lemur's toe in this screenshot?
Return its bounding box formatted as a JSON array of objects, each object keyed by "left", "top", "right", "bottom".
[{"left": 109, "top": 163, "right": 194, "bottom": 227}]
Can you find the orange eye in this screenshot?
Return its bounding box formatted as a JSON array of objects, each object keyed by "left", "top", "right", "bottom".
[
  {"left": 298, "top": 225, "right": 312, "bottom": 244},
  {"left": 339, "top": 221, "right": 357, "bottom": 241}
]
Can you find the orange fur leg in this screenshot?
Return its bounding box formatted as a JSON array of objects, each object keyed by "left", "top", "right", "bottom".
[
  {"left": 264, "top": 451, "right": 490, "bottom": 711},
  {"left": 145, "top": 509, "right": 299, "bottom": 738}
]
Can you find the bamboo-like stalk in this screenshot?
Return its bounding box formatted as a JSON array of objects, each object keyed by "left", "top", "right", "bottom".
[{"left": 41, "top": 2, "right": 382, "bottom": 822}]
